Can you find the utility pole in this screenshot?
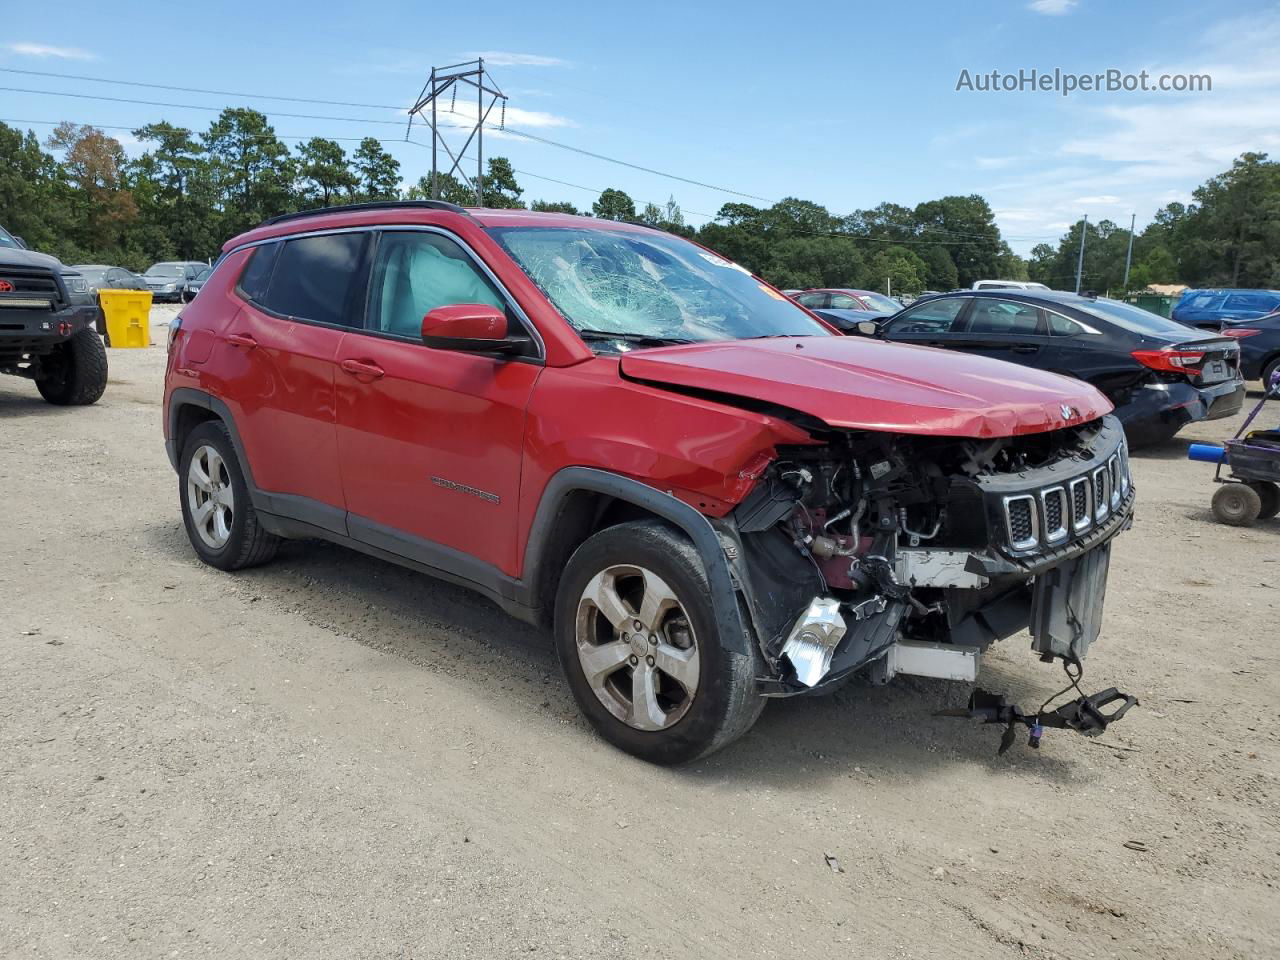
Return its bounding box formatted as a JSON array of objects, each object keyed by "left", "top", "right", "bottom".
[
  {"left": 887, "top": 276, "right": 892, "bottom": 298},
  {"left": 1074, "top": 214, "right": 1089, "bottom": 294},
  {"left": 1122, "top": 212, "right": 1136, "bottom": 289},
  {"left": 406, "top": 59, "right": 507, "bottom": 206}
]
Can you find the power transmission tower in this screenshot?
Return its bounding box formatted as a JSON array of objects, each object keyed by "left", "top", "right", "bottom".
[{"left": 406, "top": 58, "right": 507, "bottom": 206}]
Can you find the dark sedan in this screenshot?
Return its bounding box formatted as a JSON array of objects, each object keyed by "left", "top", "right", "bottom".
[
  {"left": 1222, "top": 310, "right": 1280, "bottom": 389},
  {"left": 853, "top": 290, "right": 1246, "bottom": 446},
  {"left": 70, "top": 264, "right": 149, "bottom": 294}
]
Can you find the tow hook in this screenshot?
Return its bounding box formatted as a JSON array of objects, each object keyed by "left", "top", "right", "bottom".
[{"left": 937, "top": 686, "right": 1139, "bottom": 754}]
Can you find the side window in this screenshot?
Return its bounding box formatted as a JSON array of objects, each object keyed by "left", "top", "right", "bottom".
[
  {"left": 888, "top": 297, "right": 967, "bottom": 334},
  {"left": 828, "top": 293, "right": 860, "bottom": 308},
  {"left": 259, "top": 234, "right": 366, "bottom": 327},
  {"left": 967, "top": 299, "right": 1042, "bottom": 335},
  {"left": 1047, "top": 312, "right": 1083, "bottom": 336},
  {"left": 367, "top": 231, "right": 509, "bottom": 339},
  {"left": 238, "top": 242, "right": 281, "bottom": 302},
  {"left": 795, "top": 292, "right": 827, "bottom": 308}
]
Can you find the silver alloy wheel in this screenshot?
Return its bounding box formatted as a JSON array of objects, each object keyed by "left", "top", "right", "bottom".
[
  {"left": 574, "top": 564, "right": 700, "bottom": 732},
  {"left": 186, "top": 444, "right": 234, "bottom": 550}
]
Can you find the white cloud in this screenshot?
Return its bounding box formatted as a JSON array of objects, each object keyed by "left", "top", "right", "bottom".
[
  {"left": 1028, "top": 0, "right": 1079, "bottom": 14},
  {"left": 1073, "top": 194, "right": 1122, "bottom": 204},
  {"left": 466, "top": 51, "right": 569, "bottom": 68},
  {"left": 436, "top": 100, "right": 573, "bottom": 130},
  {"left": 975, "top": 155, "right": 1018, "bottom": 169},
  {"left": 6, "top": 42, "right": 96, "bottom": 60}
]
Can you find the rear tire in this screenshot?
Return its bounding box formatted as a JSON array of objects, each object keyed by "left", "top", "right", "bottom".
[
  {"left": 179, "top": 420, "right": 280, "bottom": 571},
  {"left": 1247, "top": 481, "right": 1280, "bottom": 521},
  {"left": 1263, "top": 357, "right": 1280, "bottom": 396},
  {"left": 35, "top": 328, "right": 108, "bottom": 406},
  {"left": 553, "top": 520, "right": 765, "bottom": 764},
  {"left": 1212, "top": 483, "right": 1262, "bottom": 526}
]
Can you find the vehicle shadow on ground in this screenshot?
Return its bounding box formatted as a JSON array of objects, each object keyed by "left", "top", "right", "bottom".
[
  {"left": 0, "top": 388, "right": 60, "bottom": 419},
  {"left": 142, "top": 521, "right": 1087, "bottom": 785}
]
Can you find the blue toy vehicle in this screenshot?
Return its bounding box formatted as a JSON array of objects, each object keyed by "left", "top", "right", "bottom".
[{"left": 1188, "top": 369, "right": 1280, "bottom": 525}]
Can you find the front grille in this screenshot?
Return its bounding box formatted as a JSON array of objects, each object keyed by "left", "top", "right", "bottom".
[
  {"left": 996, "top": 445, "right": 1132, "bottom": 556},
  {"left": 0, "top": 267, "right": 60, "bottom": 309}
]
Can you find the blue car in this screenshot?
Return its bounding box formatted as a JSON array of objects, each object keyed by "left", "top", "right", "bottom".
[
  {"left": 1172, "top": 288, "right": 1280, "bottom": 331},
  {"left": 1222, "top": 310, "right": 1280, "bottom": 389}
]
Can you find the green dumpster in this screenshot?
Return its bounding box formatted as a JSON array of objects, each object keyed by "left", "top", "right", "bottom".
[{"left": 1130, "top": 293, "right": 1175, "bottom": 318}]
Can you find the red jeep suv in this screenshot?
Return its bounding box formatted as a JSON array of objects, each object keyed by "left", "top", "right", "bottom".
[{"left": 164, "top": 201, "right": 1134, "bottom": 763}]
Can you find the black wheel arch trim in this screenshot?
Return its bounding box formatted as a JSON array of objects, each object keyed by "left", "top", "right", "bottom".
[{"left": 522, "top": 467, "right": 753, "bottom": 657}]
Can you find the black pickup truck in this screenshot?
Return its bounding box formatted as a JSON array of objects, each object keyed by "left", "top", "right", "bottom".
[{"left": 0, "top": 225, "right": 107, "bottom": 405}]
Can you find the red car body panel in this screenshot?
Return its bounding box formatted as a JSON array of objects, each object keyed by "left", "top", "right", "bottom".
[
  {"left": 165, "top": 205, "right": 1115, "bottom": 589},
  {"left": 333, "top": 332, "right": 541, "bottom": 575},
  {"left": 619, "top": 337, "right": 1113, "bottom": 437}
]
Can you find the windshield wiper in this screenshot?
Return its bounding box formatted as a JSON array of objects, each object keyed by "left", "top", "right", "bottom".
[{"left": 576, "top": 329, "right": 695, "bottom": 347}]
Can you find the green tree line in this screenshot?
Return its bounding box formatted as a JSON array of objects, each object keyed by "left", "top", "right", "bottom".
[
  {"left": 2, "top": 110, "right": 1273, "bottom": 295},
  {"left": 1028, "top": 153, "right": 1280, "bottom": 293}
]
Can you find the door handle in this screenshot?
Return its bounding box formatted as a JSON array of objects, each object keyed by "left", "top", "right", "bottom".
[
  {"left": 339, "top": 358, "right": 386, "bottom": 380},
  {"left": 226, "top": 333, "right": 258, "bottom": 350},
  {"left": 1011, "top": 344, "right": 1039, "bottom": 354}
]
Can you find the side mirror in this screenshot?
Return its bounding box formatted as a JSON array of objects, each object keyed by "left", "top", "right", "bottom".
[
  {"left": 421, "top": 303, "right": 528, "bottom": 355},
  {"left": 855, "top": 320, "right": 882, "bottom": 338},
  {"left": 13, "top": 235, "right": 26, "bottom": 249}
]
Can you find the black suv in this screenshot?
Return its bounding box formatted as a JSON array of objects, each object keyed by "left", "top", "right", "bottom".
[{"left": 0, "top": 225, "right": 107, "bottom": 406}]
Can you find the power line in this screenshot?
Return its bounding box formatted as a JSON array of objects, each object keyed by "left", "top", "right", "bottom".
[
  {"left": 0, "top": 66, "right": 403, "bottom": 110},
  {"left": 0, "top": 70, "right": 1065, "bottom": 240}
]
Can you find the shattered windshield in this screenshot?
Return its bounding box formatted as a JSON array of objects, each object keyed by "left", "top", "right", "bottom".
[{"left": 488, "top": 226, "right": 831, "bottom": 346}]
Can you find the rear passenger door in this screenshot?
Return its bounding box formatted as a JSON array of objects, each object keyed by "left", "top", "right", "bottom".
[
  {"left": 333, "top": 228, "right": 541, "bottom": 578},
  {"left": 219, "top": 232, "right": 369, "bottom": 531}
]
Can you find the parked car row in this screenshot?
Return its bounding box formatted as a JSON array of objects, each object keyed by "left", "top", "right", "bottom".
[
  {"left": 1172, "top": 288, "right": 1280, "bottom": 330},
  {"left": 786, "top": 285, "right": 1247, "bottom": 446}
]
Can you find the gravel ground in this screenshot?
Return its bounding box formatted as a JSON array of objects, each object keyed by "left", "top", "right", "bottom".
[{"left": 2, "top": 304, "right": 1277, "bottom": 959}]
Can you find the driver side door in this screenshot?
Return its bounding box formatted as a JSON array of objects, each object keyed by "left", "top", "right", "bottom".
[{"left": 882, "top": 296, "right": 971, "bottom": 347}]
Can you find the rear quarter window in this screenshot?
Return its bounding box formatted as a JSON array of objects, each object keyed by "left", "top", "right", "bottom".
[
  {"left": 238, "top": 242, "right": 281, "bottom": 302},
  {"left": 252, "top": 233, "right": 366, "bottom": 327}
]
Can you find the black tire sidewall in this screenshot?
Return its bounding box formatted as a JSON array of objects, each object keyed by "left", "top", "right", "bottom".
[
  {"left": 554, "top": 521, "right": 747, "bottom": 765},
  {"left": 178, "top": 422, "right": 257, "bottom": 571},
  {"left": 1247, "top": 481, "right": 1280, "bottom": 520},
  {"left": 1212, "top": 483, "right": 1261, "bottom": 526}
]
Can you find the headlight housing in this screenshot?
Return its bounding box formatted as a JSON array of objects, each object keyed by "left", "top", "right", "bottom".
[{"left": 63, "top": 274, "right": 88, "bottom": 293}]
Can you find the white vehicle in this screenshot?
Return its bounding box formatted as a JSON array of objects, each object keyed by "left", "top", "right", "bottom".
[{"left": 972, "top": 280, "right": 1052, "bottom": 291}]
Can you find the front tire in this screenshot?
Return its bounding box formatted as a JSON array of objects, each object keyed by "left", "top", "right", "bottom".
[
  {"left": 35, "top": 328, "right": 107, "bottom": 406},
  {"left": 554, "top": 520, "right": 765, "bottom": 764},
  {"left": 179, "top": 420, "right": 280, "bottom": 571},
  {"left": 1212, "top": 483, "right": 1262, "bottom": 526}
]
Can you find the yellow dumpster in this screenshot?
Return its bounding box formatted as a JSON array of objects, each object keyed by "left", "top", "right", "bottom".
[{"left": 99, "top": 289, "right": 153, "bottom": 348}]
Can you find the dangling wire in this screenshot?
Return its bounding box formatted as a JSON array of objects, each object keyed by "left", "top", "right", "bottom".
[
  {"left": 499, "top": 100, "right": 506, "bottom": 130},
  {"left": 1038, "top": 659, "right": 1087, "bottom": 716},
  {"left": 449, "top": 84, "right": 456, "bottom": 112}
]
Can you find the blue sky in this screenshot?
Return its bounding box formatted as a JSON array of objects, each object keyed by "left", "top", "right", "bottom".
[{"left": 2, "top": 0, "right": 1278, "bottom": 254}]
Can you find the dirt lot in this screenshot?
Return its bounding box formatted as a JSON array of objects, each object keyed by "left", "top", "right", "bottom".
[{"left": 2, "top": 304, "right": 1277, "bottom": 959}]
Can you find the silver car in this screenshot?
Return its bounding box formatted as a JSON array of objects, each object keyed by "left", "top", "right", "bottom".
[{"left": 143, "top": 261, "right": 206, "bottom": 302}]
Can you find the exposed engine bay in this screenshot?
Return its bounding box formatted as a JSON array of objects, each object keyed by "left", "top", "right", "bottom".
[{"left": 720, "top": 414, "right": 1136, "bottom": 698}]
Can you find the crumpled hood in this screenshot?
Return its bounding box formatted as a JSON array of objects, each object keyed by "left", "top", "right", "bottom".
[{"left": 618, "top": 336, "right": 1113, "bottom": 438}]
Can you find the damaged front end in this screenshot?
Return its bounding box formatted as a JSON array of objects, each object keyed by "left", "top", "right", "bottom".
[{"left": 718, "top": 414, "right": 1135, "bottom": 707}]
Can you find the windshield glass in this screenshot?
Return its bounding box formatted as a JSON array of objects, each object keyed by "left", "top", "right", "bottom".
[
  {"left": 1074, "top": 297, "right": 1200, "bottom": 336},
  {"left": 858, "top": 292, "right": 902, "bottom": 313},
  {"left": 0, "top": 226, "right": 18, "bottom": 248},
  {"left": 146, "top": 264, "right": 185, "bottom": 277},
  {"left": 194, "top": 267, "right": 212, "bottom": 281},
  {"left": 488, "top": 227, "right": 831, "bottom": 345},
  {"left": 76, "top": 268, "right": 108, "bottom": 283}
]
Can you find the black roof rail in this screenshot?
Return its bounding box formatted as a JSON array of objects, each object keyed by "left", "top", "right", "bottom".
[{"left": 260, "top": 199, "right": 470, "bottom": 227}]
